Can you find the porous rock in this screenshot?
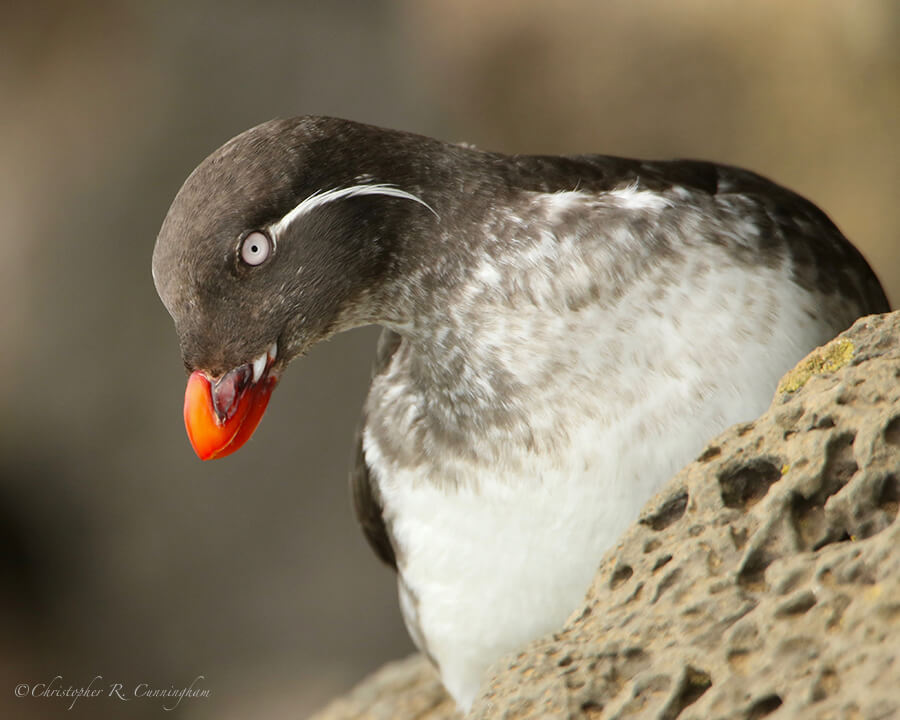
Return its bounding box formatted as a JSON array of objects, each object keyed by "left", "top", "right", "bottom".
[
  {"left": 310, "top": 653, "right": 460, "bottom": 720},
  {"left": 312, "top": 312, "right": 900, "bottom": 720}
]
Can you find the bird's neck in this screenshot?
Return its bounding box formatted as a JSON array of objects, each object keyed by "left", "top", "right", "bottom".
[{"left": 368, "top": 190, "right": 617, "bottom": 462}]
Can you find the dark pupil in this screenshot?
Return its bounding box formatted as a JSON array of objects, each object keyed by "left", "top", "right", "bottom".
[{"left": 250, "top": 243, "right": 259, "bottom": 253}]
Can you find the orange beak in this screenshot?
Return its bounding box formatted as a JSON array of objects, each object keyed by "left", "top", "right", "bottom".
[{"left": 183, "top": 367, "right": 277, "bottom": 460}]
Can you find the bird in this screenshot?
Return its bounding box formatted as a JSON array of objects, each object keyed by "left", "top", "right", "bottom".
[{"left": 151, "top": 116, "right": 889, "bottom": 710}]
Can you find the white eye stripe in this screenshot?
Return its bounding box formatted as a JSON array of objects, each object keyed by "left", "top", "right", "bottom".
[{"left": 268, "top": 183, "right": 439, "bottom": 238}]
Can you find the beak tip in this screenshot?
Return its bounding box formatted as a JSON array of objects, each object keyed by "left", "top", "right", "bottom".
[{"left": 183, "top": 369, "right": 276, "bottom": 461}]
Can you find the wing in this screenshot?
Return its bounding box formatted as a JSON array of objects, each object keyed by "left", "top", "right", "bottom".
[
  {"left": 349, "top": 328, "right": 403, "bottom": 570},
  {"left": 507, "top": 154, "right": 890, "bottom": 315}
]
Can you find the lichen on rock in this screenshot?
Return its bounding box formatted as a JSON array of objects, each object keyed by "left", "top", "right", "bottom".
[{"left": 777, "top": 337, "right": 855, "bottom": 394}]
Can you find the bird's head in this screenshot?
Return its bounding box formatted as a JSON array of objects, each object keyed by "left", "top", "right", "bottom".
[{"left": 152, "top": 117, "right": 437, "bottom": 459}]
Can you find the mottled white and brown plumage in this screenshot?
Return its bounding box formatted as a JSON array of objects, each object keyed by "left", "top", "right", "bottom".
[{"left": 152, "top": 116, "right": 889, "bottom": 709}]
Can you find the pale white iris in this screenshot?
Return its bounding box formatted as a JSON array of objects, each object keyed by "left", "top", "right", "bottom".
[{"left": 240, "top": 231, "right": 271, "bottom": 266}]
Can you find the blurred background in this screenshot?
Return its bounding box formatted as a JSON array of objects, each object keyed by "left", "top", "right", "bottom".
[{"left": 1, "top": 1, "right": 897, "bottom": 718}]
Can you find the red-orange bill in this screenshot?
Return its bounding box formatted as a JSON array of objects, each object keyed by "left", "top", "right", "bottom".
[{"left": 183, "top": 370, "right": 276, "bottom": 460}]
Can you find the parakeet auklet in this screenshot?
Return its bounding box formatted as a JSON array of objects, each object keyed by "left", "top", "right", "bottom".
[{"left": 152, "top": 116, "right": 889, "bottom": 709}]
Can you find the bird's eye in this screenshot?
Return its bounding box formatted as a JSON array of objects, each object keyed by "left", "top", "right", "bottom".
[{"left": 239, "top": 231, "right": 272, "bottom": 266}]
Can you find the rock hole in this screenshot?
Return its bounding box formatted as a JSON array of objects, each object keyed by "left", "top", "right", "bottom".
[
  {"left": 719, "top": 458, "right": 782, "bottom": 510},
  {"left": 558, "top": 654, "right": 574, "bottom": 667},
  {"left": 774, "top": 590, "right": 817, "bottom": 618},
  {"left": 624, "top": 581, "right": 645, "bottom": 604},
  {"left": 791, "top": 493, "right": 830, "bottom": 551},
  {"left": 729, "top": 621, "right": 760, "bottom": 647},
  {"left": 825, "top": 594, "right": 852, "bottom": 632},
  {"left": 811, "top": 530, "right": 851, "bottom": 552},
  {"left": 652, "top": 567, "right": 681, "bottom": 603},
  {"left": 580, "top": 700, "right": 604, "bottom": 717},
  {"left": 790, "top": 432, "right": 858, "bottom": 550},
  {"left": 885, "top": 416, "right": 900, "bottom": 446},
  {"left": 658, "top": 666, "right": 712, "bottom": 720},
  {"left": 808, "top": 414, "right": 835, "bottom": 430},
  {"left": 698, "top": 445, "right": 721, "bottom": 462},
  {"left": 610, "top": 563, "right": 633, "bottom": 590},
  {"left": 775, "top": 406, "right": 804, "bottom": 429},
  {"left": 737, "top": 547, "right": 772, "bottom": 591},
  {"left": 746, "top": 694, "right": 783, "bottom": 719},
  {"left": 877, "top": 474, "right": 899, "bottom": 521},
  {"left": 822, "top": 432, "right": 858, "bottom": 489},
  {"left": 640, "top": 489, "right": 689, "bottom": 531},
  {"left": 774, "top": 568, "right": 810, "bottom": 595},
  {"left": 706, "top": 547, "right": 723, "bottom": 575},
  {"left": 737, "top": 422, "right": 755, "bottom": 437},
  {"left": 644, "top": 539, "right": 662, "bottom": 553},
  {"left": 843, "top": 556, "right": 877, "bottom": 585},
  {"left": 810, "top": 667, "right": 840, "bottom": 702},
  {"left": 622, "top": 674, "right": 671, "bottom": 715},
  {"left": 622, "top": 646, "right": 651, "bottom": 678},
  {"left": 855, "top": 473, "right": 900, "bottom": 539},
  {"left": 835, "top": 389, "right": 853, "bottom": 405},
  {"left": 730, "top": 526, "right": 749, "bottom": 550},
  {"left": 727, "top": 648, "right": 751, "bottom": 674},
  {"left": 652, "top": 554, "right": 673, "bottom": 573}
]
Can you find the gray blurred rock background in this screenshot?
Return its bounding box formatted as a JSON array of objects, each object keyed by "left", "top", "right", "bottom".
[{"left": 0, "top": 2, "right": 896, "bottom": 718}]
